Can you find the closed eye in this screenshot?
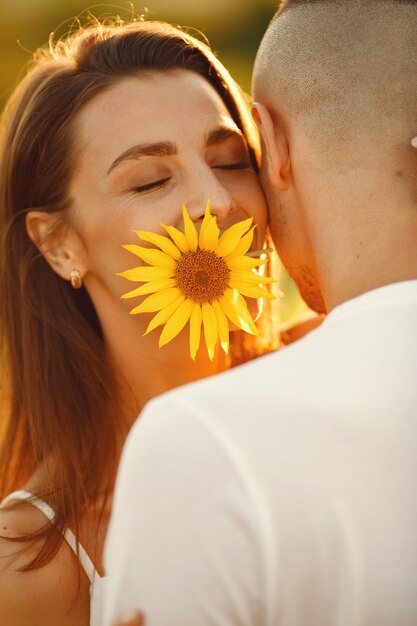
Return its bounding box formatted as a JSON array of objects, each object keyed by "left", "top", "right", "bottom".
[
  {"left": 214, "top": 162, "right": 251, "bottom": 171},
  {"left": 133, "top": 177, "right": 171, "bottom": 193}
]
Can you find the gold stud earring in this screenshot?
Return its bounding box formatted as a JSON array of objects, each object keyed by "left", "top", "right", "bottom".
[{"left": 70, "top": 269, "right": 82, "bottom": 289}]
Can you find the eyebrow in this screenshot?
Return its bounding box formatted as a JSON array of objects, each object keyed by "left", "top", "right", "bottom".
[
  {"left": 107, "top": 141, "right": 176, "bottom": 175},
  {"left": 107, "top": 125, "right": 244, "bottom": 175},
  {"left": 206, "top": 125, "right": 244, "bottom": 147}
]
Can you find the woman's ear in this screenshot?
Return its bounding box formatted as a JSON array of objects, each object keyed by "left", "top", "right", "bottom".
[
  {"left": 25, "top": 211, "right": 87, "bottom": 282},
  {"left": 251, "top": 102, "right": 291, "bottom": 190}
]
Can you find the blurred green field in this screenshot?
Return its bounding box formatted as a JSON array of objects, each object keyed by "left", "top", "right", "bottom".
[{"left": 0, "top": 0, "right": 309, "bottom": 323}]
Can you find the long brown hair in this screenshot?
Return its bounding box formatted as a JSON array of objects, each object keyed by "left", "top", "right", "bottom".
[{"left": 0, "top": 18, "right": 269, "bottom": 569}]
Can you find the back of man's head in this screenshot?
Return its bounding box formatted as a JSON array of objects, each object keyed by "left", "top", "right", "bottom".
[
  {"left": 253, "top": 0, "right": 416, "bottom": 159},
  {"left": 252, "top": 0, "right": 417, "bottom": 313}
]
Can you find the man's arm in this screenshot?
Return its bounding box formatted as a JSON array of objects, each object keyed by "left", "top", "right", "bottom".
[{"left": 103, "top": 395, "right": 266, "bottom": 626}]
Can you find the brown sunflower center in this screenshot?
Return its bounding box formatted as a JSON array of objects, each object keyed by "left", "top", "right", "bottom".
[{"left": 175, "top": 250, "right": 230, "bottom": 304}]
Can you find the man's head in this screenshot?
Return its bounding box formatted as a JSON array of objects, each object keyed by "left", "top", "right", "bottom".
[{"left": 253, "top": 0, "right": 417, "bottom": 313}]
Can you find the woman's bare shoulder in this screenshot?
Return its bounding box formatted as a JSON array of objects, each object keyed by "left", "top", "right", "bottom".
[{"left": 0, "top": 505, "right": 90, "bottom": 626}]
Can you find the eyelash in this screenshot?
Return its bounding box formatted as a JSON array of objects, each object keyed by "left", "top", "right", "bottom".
[
  {"left": 215, "top": 162, "right": 250, "bottom": 171},
  {"left": 133, "top": 177, "right": 171, "bottom": 193},
  {"left": 132, "top": 162, "right": 250, "bottom": 194}
]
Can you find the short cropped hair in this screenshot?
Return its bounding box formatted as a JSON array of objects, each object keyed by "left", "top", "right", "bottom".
[{"left": 253, "top": 0, "right": 417, "bottom": 157}]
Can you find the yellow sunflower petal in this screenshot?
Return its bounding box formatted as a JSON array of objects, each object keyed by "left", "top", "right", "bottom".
[
  {"left": 122, "top": 245, "right": 176, "bottom": 269},
  {"left": 202, "top": 303, "right": 218, "bottom": 361},
  {"left": 229, "top": 281, "right": 276, "bottom": 300},
  {"left": 230, "top": 270, "right": 276, "bottom": 285},
  {"left": 225, "top": 226, "right": 256, "bottom": 259},
  {"left": 117, "top": 266, "right": 174, "bottom": 282},
  {"left": 233, "top": 291, "right": 259, "bottom": 335},
  {"left": 197, "top": 199, "right": 212, "bottom": 245},
  {"left": 182, "top": 205, "right": 198, "bottom": 252},
  {"left": 199, "top": 200, "right": 214, "bottom": 239},
  {"left": 121, "top": 278, "right": 176, "bottom": 299},
  {"left": 219, "top": 288, "right": 258, "bottom": 335},
  {"left": 212, "top": 300, "right": 229, "bottom": 354},
  {"left": 199, "top": 201, "right": 220, "bottom": 251},
  {"left": 189, "top": 303, "right": 202, "bottom": 361},
  {"left": 226, "top": 256, "right": 267, "bottom": 271},
  {"left": 159, "top": 299, "right": 194, "bottom": 347},
  {"left": 162, "top": 224, "right": 189, "bottom": 253},
  {"left": 144, "top": 294, "right": 185, "bottom": 335},
  {"left": 135, "top": 231, "right": 182, "bottom": 260},
  {"left": 200, "top": 217, "right": 220, "bottom": 251},
  {"left": 129, "top": 288, "right": 181, "bottom": 314},
  {"left": 215, "top": 217, "right": 253, "bottom": 258}
]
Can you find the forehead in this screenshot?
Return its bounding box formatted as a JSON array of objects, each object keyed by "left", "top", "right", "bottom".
[{"left": 75, "top": 69, "right": 236, "bottom": 158}]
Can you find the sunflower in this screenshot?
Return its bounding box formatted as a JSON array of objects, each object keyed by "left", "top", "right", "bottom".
[{"left": 117, "top": 201, "right": 276, "bottom": 360}]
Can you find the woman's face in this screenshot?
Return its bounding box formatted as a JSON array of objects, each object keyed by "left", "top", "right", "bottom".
[{"left": 67, "top": 69, "right": 267, "bottom": 330}]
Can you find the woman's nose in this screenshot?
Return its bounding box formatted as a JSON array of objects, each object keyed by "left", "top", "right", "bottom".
[{"left": 186, "top": 171, "right": 236, "bottom": 226}]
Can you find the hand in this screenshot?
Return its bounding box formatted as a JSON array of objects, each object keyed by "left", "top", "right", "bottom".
[{"left": 112, "top": 611, "right": 145, "bottom": 626}]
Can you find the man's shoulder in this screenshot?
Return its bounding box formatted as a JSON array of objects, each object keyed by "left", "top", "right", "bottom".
[
  {"left": 156, "top": 321, "right": 333, "bottom": 411},
  {"left": 138, "top": 296, "right": 415, "bottom": 439},
  {"left": 134, "top": 323, "right": 330, "bottom": 451}
]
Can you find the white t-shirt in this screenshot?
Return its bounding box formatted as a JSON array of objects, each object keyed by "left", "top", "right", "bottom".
[{"left": 103, "top": 280, "right": 417, "bottom": 626}]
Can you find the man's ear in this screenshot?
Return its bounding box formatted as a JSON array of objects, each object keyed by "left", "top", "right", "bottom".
[
  {"left": 251, "top": 102, "right": 291, "bottom": 190},
  {"left": 25, "top": 210, "right": 87, "bottom": 282}
]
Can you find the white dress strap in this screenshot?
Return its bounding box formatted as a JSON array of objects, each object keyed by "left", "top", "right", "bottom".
[{"left": 0, "top": 490, "right": 99, "bottom": 584}]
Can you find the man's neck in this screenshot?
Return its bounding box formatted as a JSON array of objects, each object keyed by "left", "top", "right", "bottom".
[{"left": 319, "top": 207, "right": 417, "bottom": 312}]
